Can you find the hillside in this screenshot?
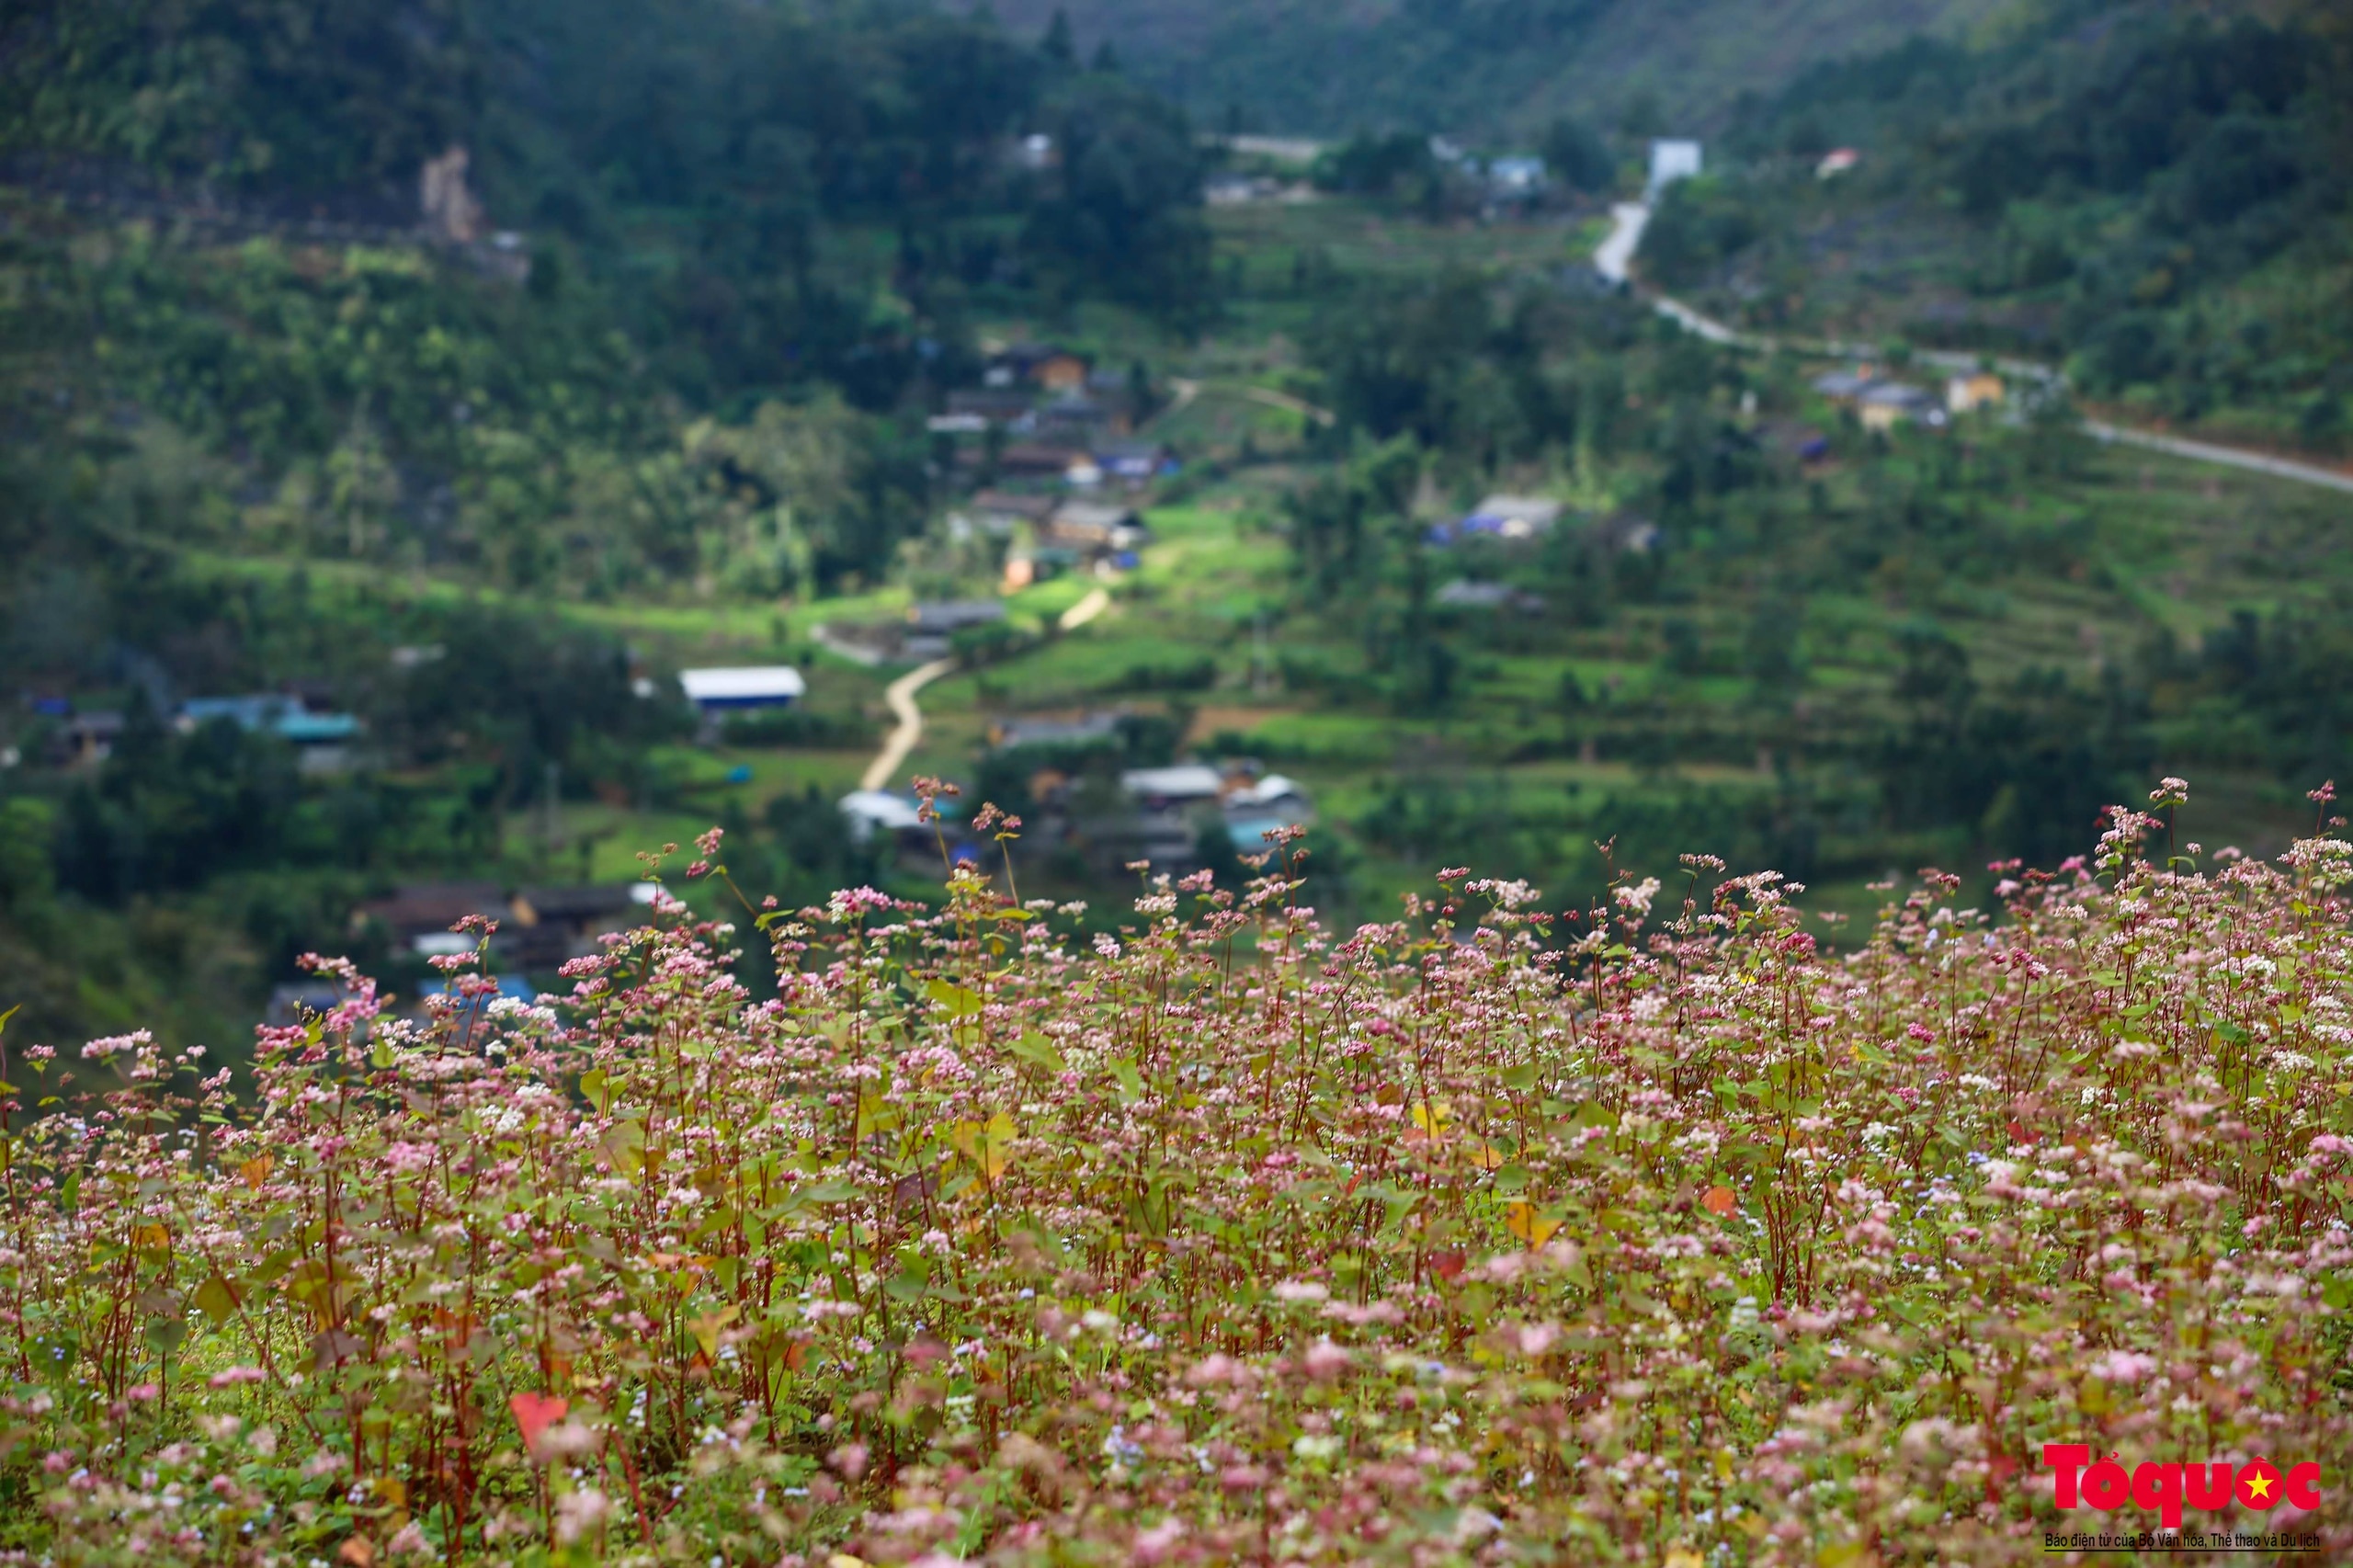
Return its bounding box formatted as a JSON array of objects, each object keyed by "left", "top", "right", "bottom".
[
  {"left": 1642, "top": 4, "right": 2353, "bottom": 453},
  {"left": 958, "top": 0, "right": 2008, "bottom": 137}
]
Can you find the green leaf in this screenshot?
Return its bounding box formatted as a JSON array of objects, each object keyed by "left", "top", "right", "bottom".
[
  {"left": 0, "top": 1005, "right": 17, "bottom": 1038},
  {"left": 926, "top": 979, "right": 983, "bottom": 1018},
  {"left": 1108, "top": 1057, "right": 1145, "bottom": 1102},
  {"left": 195, "top": 1275, "right": 242, "bottom": 1325},
  {"left": 1008, "top": 1031, "right": 1065, "bottom": 1074},
  {"left": 599, "top": 1118, "right": 647, "bottom": 1176}
]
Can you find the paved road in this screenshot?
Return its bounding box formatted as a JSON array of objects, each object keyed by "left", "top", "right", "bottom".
[
  {"left": 1593, "top": 204, "right": 2353, "bottom": 499},
  {"left": 2085, "top": 423, "right": 2353, "bottom": 497}
]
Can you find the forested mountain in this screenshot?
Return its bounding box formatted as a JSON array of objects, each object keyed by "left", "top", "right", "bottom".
[
  {"left": 0, "top": 0, "right": 1209, "bottom": 597},
  {"left": 958, "top": 0, "right": 2011, "bottom": 137},
  {"left": 1645, "top": 4, "right": 2353, "bottom": 449},
  {"left": 0, "top": 0, "right": 1210, "bottom": 1043}
]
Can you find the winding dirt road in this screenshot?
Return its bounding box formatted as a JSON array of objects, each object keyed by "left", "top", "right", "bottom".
[{"left": 855, "top": 587, "right": 1117, "bottom": 794}]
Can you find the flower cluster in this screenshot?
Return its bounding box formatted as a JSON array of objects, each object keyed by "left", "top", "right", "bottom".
[{"left": 3, "top": 790, "right": 2351, "bottom": 1564}]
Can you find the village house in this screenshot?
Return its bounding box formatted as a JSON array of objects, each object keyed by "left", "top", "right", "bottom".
[
  {"left": 678, "top": 666, "right": 804, "bottom": 715},
  {"left": 352, "top": 881, "right": 649, "bottom": 972},
  {"left": 943, "top": 387, "right": 1035, "bottom": 426},
  {"left": 988, "top": 344, "right": 1090, "bottom": 392},
  {"left": 1946, "top": 372, "right": 2006, "bottom": 414},
  {"left": 47, "top": 709, "right": 125, "bottom": 767},
  {"left": 1436, "top": 580, "right": 1545, "bottom": 612},
  {"left": 1428, "top": 494, "right": 1563, "bottom": 544},
  {"left": 1647, "top": 140, "right": 1702, "bottom": 197},
  {"left": 987, "top": 711, "right": 1127, "bottom": 750},
  {"left": 1115, "top": 764, "right": 1316, "bottom": 871},
  {"left": 1810, "top": 369, "right": 1878, "bottom": 404},
  {"left": 961, "top": 490, "right": 1057, "bottom": 535},
  {"left": 1859, "top": 382, "right": 1948, "bottom": 431},
  {"left": 1093, "top": 438, "right": 1175, "bottom": 483},
  {"left": 180, "top": 693, "right": 363, "bottom": 772},
  {"left": 1044, "top": 501, "right": 1151, "bottom": 557},
  {"left": 991, "top": 441, "right": 1093, "bottom": 481},
  {"left": 905, "top": 600, "right": 1007, "bottom": 659}
]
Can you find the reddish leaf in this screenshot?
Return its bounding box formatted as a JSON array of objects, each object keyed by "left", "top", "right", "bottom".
[
  {"left": 1700, "top": 1185, "right": 1737, "bottom": 1218},
  {"left": 509, "top": 1392, "right": 568, "bottom": 1458},
  {"left": 1429, "top": 1250, "right": 1467, "bottom": 1281}
]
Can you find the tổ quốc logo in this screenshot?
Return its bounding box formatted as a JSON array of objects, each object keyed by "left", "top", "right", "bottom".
[{"left": 2044, "top": 1444, "right": 2321, "bottom": 1528}]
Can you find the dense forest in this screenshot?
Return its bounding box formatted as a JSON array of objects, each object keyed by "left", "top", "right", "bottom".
[
  {"left": 957, "top": 0, "right": 2010, "bottom": 140},
  {"left": 0, "top": 0, "right": 1209, "bottom": 589}
]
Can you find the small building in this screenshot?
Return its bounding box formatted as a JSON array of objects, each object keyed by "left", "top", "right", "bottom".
[
  {"left": 1045, "top": 502, "right": 1151, "bottom": 554},
  {"left": 1036, "top": 393, "right": 1114, "bottom": 439},
  {"left": 677, "top": 666, "right": 806, "bottom": 712},
  {"left": 994, "top": 442, "right": 1093, "bottom": 480},
  {"left": 49, "top": 710, "right": 125, "bottom": 767},
  {"left": 1034, "top": 354, "right": 1089, "bottom": 392},
  {"left": 1811, "top": 369, "right": 1878, "bottom": 404},
  {"left": 945, "top": 388, "right": 1036, "bottom": 425},
  {"left": 1002, "top": 545, "right": 1084, "bottom": 591},
  {"left": 1094, "top": 439, "right": 1176, "bottom": 483},
  {"left": 906, "top": 600, "right": 1006, "bottom": 659},
  {"left": 356, "top": 880, "right": 652, "bottom": 973},
  {"left": 1436, "top": 580, "right": 1544, "bottom": 611},
  {"left": 1221, "top": 772, "right": 1313, "bottom": 847},
  {"left": 964, "top": 490, "right": 1058, "bottom": 534},
  {"left": 1458, "top": 494, "right": 1563, "bottom": 541},
  {"left": 988, "top": 711, "right": 1126, "bottom": 750},
  {"left": 1120, "top": 765, "right": 1227, "bottom": 808},
  {"left": 989, "top": 344, "right": 1090, "bottom": 392},
  {"left": 1858, "top": 383, "right": 1948, "bottom": 431},
  {"left": 1596, "top": 513, "right": 1661, "bottom": 554},
  {"left": 1947, "top": 373, "right": 2006, "bottom": 415},
  {"left": 1487, "top": 155, "right": 1547, "bottom": 199},
  {"left": 499, "top": 884, "right": 642, "bottom": 970},
  {"left": 1647, "top": 140, "right": 1702, "bottom": 197},
  {"left": 1113, "top": 764, "right": 1316, "bottom": 869},
  {"left": 908, "top": 601, "right": 1006, "bottom": 636},
  {"left": 1760, "top": 422, "right": 1832, "bottom": 464},
  {"left": 179, "top": 694, "right": 362, "bottom": 772},
  {"left": 353, "top": 881, "right": 509, "bottom": 957}
]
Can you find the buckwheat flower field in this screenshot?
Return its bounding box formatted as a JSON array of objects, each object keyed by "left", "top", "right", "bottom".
[{"left": 6, "top": 790, "right": 2352, "bottom": 1565}]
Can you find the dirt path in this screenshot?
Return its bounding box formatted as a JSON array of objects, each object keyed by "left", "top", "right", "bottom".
[
  {"left": 854, "top": 588, "right": 1118, "bottom": 794},
  {"left": 858, "top": 657, "right": 959, "bottom": 793},
  {"left": 1244, "top": 386, "right": 1335, "bottom": 426},
  {"left": 1153, "top": 378, "right": 1332, "bottom": 430},
  {"left": 1593, "top": 204, "right": 2353, "bottom": 498},
  {"left": 1059, "top": 586, "right": 1112, "bottom": 630}
]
